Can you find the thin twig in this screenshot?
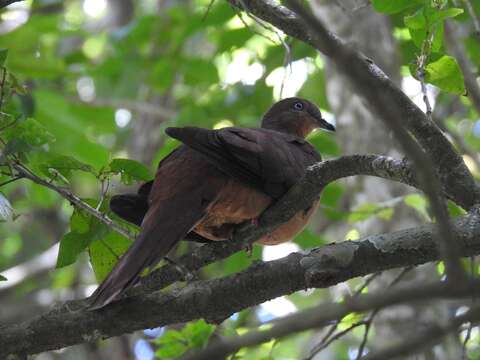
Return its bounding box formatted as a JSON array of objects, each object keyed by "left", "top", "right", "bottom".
[
  {"left": 202, "top": 0, "right": 216, "bottom": 21},
  {"left": 356, "top": 311, "right": 376, "bottom": 359},
  {"left": 0, "top": 67, "right": 7, "bottom": 112},
  {"left": 416, "top": 27, "right": 436, "bottom": 119},
  {"left": 307, "top": 273, "right": 382, "bottom": 359},
  {"left": 461, "top": 321, "right": 474, "bottom": 360},
  {"left": 234, "top": 0, "right": 292, "bottom": 96},
  {"left": 12, "top": 163, "right": 135, "bottom": 242},
  {"left": 0, "top": 175, "right": 23, "bottom": 187},
  {"left": 355, "top": 267, "right": 413, "bottom": 359},
  {"left": 462, "top": 256, "right": 477, "bottom": 359},
  {"left": 310, "top": 321, "right": 368, "bottom": 356}
]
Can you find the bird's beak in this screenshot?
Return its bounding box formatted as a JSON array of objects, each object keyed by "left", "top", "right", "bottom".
[
  {"left": 308, "top": 109, "right": 336, "bottom": 132},
  {"left": 317, "top": 118, "right": 336, "bottom": 132}
]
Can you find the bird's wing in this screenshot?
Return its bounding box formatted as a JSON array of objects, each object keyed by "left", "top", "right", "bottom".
[
  {"left": 166, "top": 127, "right": 321, "bottom": 198},
  {"left": 107, "top": 147, "right": 183, "bottom": 225},
  {"left": 88, "top": 147, "right": 226, "bottom": 309}
]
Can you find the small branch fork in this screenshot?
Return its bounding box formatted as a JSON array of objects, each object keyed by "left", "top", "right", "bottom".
[
  {"left": 181, "top": 280, "right": 480, "bottom": 360},
  {"left": 11, "top": 162, "right": 135, "bottom": 242}
]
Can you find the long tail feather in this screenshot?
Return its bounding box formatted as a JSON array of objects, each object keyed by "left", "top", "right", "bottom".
[{"left": 88, "top": 195, "right": 208, "bottom": 310}]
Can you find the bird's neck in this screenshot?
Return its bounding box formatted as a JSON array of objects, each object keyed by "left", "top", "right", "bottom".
[{"left": 262, "top": 121, "right": 313, "bottom": 139}]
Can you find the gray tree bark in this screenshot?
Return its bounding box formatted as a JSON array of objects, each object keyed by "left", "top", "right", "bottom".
[{"left": 310, "top": 1, "right": 462, "bottom": 358}]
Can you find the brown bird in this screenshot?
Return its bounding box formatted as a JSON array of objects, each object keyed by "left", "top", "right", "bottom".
[{"left": 88, "top": 97, "right": 335, "bottom": 309}]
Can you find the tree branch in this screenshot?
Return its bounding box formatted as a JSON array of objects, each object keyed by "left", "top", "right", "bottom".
[
  {"left": 11, "top": 163, "right": 136, "bottom": 242},
  {"left": 227, "top": 0, "right": 480, "bottom": 211},
  {"left": 0, "top": 0, "right": 24, "bottom": 9},
  {"left": 134, "top": 154, "right": 418, "bottom": 295},
  {"left": 180, "top": 279, "right": 480, "bottom": 360},
  {"left": 2, "top": 209, "right": 480, "bottom": 357},
  {"left": 284, "top": 0, "right": 466, "bottom": 286}
]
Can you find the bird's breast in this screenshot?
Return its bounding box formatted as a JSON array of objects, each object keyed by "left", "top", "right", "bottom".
[
  {"left": 194, "top": 179, "right": 271, "bottom": 240},
  {"left": 193, "top": 179, "right": 318, "bottom": 245}
]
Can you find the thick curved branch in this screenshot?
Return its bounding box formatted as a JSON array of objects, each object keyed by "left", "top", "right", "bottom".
[
  {"left": 2, "top": 209, "right": 480, "bottom": 356},
  {"left": 229, "top": 0, "right": 475, "bottom": 283},
  {"left": 136, "top": 154, "right": 417, "bottom": 294},
  {"left": 283, "top": 0, "right": 466, "bottom": 282}
]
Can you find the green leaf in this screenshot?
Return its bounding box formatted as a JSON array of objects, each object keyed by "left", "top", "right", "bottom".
[
  {"left": 33, "top": 90, "right": 111, "bottom": 169},
  {"left": 8, "top": 72, "right": 27, "bottom": 95},
  {"left": 308, "top": 130, "right": 339, "bottom": 156},
  {"left": 220, "top": 245, "right": 262, "bottom": 275},
  {"left": 299, "top": 68, "right": 330, "bottom": 112},
  {"left": 408, "top": 21, "right": 444, "bottom": 52},
  {"left": 465, "top": 36, "right": 480, "bottom": 68},
  {"left": 217, "top": 28, "right": 253, "bottom": 52},
  {"left": 377, "top": 207, "right": 394, "bottom": 221},
  {"left": 0, "top": 48, "right": 8, "bottom": 67},
  {"left": 0, "top": 274, "right": 6, "bottom": 281},
  {"left": 56, "top": 231, "right": 93, "bottom": 268},
  {"left": 429, "top": 8, "right": 463, "bottom": 23},
  {"left": 56, "top": 204, "right": 111, "bottom": 268},
  {"left": 294, "top": 229, "right": 326, "bottom": 249},
  {"left": 88, "top": 232, "right": 132, "bottom": 282},
  {"left": 447, "top": 201, "right": 467, "bottom": 217},
  {"left": 109, "top": 158, "right": 152, "bottom": 185},
  {"left": 424, "top": 55, "right": 465, "bottom": 94},
  {"left": 155, "top": 331, "right": 188, "bottom": 358},
  {"left": 320, "top": 183, "right": 346, "bottom": 220},
  {"left": 151, "top": 59, "right": 176, "bottom": 93},
  {"left": 182, "top": 58, "right": 219, "bottom": 86},
  {"left": 371, "top": 0, "right": 424, "bottom": 14},
  {"left": 404, "top": 8, "right": 425, "bottom": 30},
  {"left": 348, "top": 203, "right": 395, "bottom": 223},
  {"left": 70, "top": 207, "right": 92, "bottom": 234},
  {"left": 154, "top": 320, "right": 215, "bottom": 359},
  {"left": 183, "top": 320, "right": 215, "bottom": 348},
  {"left": 3, "top": 117, "right": 55, "bottom": 152},
  {"left": 406, "top": 7, "right": 463, "bottom": 29},
  {"left": 404, "top": 193, "right": 430, "bottom": 219},
  {"left": 31, "top": 153, "right": 95, "bottom": 181}
]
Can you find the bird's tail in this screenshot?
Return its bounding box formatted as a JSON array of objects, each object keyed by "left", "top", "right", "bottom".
[{"left": 88, "top": 197, "right": 207, "bottom": 310}]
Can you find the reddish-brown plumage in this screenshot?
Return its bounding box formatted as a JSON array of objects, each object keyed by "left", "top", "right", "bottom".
[{"left": 88, "top": 97, "right": 334, "bottom": 309}]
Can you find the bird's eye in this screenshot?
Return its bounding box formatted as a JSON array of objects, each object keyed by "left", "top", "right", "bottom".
[{"left": 293, "top": 102, "right": 304, "bottom": 110}]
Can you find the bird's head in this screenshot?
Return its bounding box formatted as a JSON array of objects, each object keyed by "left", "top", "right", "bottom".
[{"left": 261, "top": 97, "right": 335, "bottom": 138}]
